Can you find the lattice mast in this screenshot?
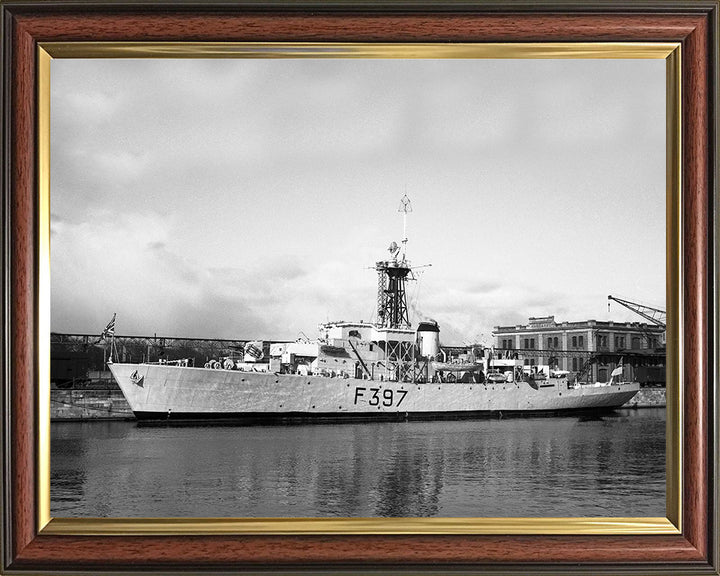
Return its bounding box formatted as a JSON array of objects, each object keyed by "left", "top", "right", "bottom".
[{"left": 375, "top": 195, "right": 413, "bottom": 329}]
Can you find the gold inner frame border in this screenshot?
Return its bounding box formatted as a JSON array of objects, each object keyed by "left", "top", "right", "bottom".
[{"left": 36, "top": 41, "right": 682, "bottom": 536}]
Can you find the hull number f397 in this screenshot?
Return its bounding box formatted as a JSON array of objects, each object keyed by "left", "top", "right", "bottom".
[{"left": 354, "top": 387, "right": 407, "bottom": 407}]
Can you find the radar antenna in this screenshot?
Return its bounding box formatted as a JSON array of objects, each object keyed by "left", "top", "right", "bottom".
[{"left": 398, "top": 194, "right": 412, "bottom": 262}]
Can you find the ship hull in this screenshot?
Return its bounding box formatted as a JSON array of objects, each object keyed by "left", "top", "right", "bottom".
[{"left": 109, "top": 362, "right": 640, "bottom": 422}]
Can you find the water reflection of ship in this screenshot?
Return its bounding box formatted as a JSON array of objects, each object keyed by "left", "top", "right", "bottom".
[
  {"left": 57, "top": 411, "right": 665, "bottom": 517},
  {"left": 49, "top": 424, "right": 92, "bottom": 515},
  {"left": 108, "top": 196, "right": 639, "bottom": 422}
]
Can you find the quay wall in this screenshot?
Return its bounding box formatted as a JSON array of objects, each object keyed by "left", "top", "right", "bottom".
[
  {"left": 624, "top": 387, "right": 666, "bottom": 409},
  {"left": 51, "top": 389, "right": 133, "bottom": 420},
  {"left": 50, "top": 386, "right": 667, "bottom": 421}
]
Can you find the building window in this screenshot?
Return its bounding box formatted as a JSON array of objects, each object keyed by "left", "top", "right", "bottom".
[
  {"left": 572, "top": 357, "right": 578, "bottom": 371},
  {"left": 579, "top": 335, "right": 584, "bottom": 347},
  {"left": 632, "top": 337, "right": 641, "bottom": 349},
  {"left": 554, "top": 337, "right": 559, "bottom": 347},
  {"left": 530, "top": 338, "right": 535, "bottom": 349},
  {"left": 523, "top": 338, "right": 528, "bottom": 349},
  {"left": 571, "top": 336, "right": 577, "bottom": 347},
  {"left": 547, "top": 338, "right": 552, "bottom": 348}
]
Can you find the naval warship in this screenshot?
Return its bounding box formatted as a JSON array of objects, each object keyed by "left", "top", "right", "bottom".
[{"left": 108, "top": 197, "right": 639, "bottom": 422}]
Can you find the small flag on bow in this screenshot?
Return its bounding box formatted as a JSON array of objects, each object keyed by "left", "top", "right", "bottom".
[{"left": 101, "top": 313, "right": 116, "bottom": 339}]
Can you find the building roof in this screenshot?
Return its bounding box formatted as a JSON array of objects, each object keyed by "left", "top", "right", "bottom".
[{"left": 494, "top": 318, "right": 664, "bottom": 334}]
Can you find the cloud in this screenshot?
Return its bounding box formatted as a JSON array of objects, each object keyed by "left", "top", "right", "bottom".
[
  {"left": 56, "top": 89, "right": 120, "bottom": 125},
  {"left": 50, "top": 205, "right": 661, "bottom": 344},
  {"left": 459, "top": 279, "right": 503, "bottom": 294},
  {"left": 410, "top": 277, "right": 638, "bottom": 345},
  {"left": 51, "top": 211, "right": 375, "bottom": 340},
  {"left": 52, "top": 210, "right": 215, "bottom": 335},
  {"left": 414, "top": 281, "right": 558, "bottom": 343},
  {"left": 50, "top": 58, "right": 666, "bottom": 344}
]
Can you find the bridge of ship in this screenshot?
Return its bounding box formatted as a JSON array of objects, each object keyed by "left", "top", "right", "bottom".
[{"left": 319, "top": 321, "right": 418, "bottom": 382}]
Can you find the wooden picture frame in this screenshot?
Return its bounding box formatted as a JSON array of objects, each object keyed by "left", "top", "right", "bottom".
[{"left": 1, "top": 1, "right": 717, "bottom": 573}]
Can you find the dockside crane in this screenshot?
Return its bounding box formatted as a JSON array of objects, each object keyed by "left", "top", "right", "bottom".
[
  {"left": 607, "top": 295, "right": 666, "bottom": 327},
  {"left": 607, "top": 294, "right": 666, "bottom": 347}
]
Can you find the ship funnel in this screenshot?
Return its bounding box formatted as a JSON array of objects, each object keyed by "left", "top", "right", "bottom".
[{"left": 417, "top": 320, "right": 440, "bottom": 359}]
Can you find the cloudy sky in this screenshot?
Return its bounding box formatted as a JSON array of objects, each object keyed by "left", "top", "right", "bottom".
[{"left": 50, "top": 57, "right": 666, "bottom": 345}]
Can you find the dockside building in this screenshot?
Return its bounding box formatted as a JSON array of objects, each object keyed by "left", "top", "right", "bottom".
[{"left": 493, "top": 316, "right": 665, "bottom": 384}]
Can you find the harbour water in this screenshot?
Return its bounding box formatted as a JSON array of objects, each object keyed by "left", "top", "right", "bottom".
[{"left": 51, "top": 408, "right": 665, "bottom": 518}]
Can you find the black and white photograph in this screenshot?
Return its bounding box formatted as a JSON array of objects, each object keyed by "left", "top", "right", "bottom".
[{"left": 50, "top": 55, "right": 667, "bottom": 519}]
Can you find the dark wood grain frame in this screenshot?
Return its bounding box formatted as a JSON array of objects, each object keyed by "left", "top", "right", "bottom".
[{"left": 1, "top": 1, "right": 717, "bottom": 574}]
